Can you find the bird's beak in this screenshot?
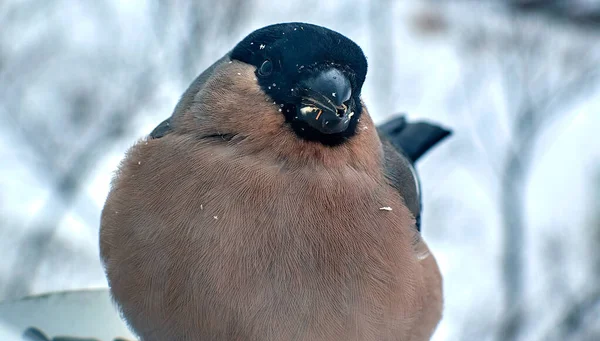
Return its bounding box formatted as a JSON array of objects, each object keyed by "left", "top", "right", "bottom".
[{"left": 297, "top": 69, "right": 353, "bottom": 134}]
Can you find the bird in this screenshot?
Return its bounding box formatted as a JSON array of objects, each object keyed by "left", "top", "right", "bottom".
[{"left": 100, "top": 22, "right": 450, "bottom": 341}]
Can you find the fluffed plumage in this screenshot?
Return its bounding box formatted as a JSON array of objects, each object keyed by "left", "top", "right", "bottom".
[{"left": 100, "top": 22, "right": 450, "bottom": 341}]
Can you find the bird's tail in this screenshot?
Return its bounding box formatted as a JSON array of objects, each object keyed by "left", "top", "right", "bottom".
[{"left": 378, "top": 115, "right": 451, "bottom": 163}]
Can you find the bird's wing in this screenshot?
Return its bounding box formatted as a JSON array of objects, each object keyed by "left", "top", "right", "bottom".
[{"left": 376, "top": 115, "right": 451, "bottom": 231}]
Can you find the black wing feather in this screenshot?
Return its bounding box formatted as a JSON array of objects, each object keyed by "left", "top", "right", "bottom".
[{"left": 377, "top": 115, "right": 451, "bottom": 231}]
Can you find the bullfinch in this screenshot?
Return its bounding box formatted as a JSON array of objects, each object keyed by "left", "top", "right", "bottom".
[{"left": 100, "top": 22, "right": 450, "bottom": 341}]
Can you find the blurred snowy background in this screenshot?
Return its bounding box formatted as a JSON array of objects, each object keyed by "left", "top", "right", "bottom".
[{"left": 1, "top": 0, "right": 600, "bottom": 340}]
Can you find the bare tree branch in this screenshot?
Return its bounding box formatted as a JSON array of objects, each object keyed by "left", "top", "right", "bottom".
[
  {"left": 451, "top": 5, "right": 600, "bottom": 340},
  {"left": 541, "top": 289, "right": 600, "bottom": 341},
  {"left": 0, "top": 0, "right": 255, "bottom": 300},
  {"left": 3, "top": 67, "right": 157, "bottom": 298}
]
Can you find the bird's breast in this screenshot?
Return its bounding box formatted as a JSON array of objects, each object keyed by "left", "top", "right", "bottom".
[{"left": 101, "top": 137, "right": 427, "bottom": 340}]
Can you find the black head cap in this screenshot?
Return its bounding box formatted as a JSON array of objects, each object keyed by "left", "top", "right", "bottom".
[{"left": 230, "top": 22, "right": 368, "bottom": 146}]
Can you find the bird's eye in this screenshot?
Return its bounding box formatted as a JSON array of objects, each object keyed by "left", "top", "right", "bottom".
[{"left": 258, "top": 59, "right": 273, "bottom": 77}]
